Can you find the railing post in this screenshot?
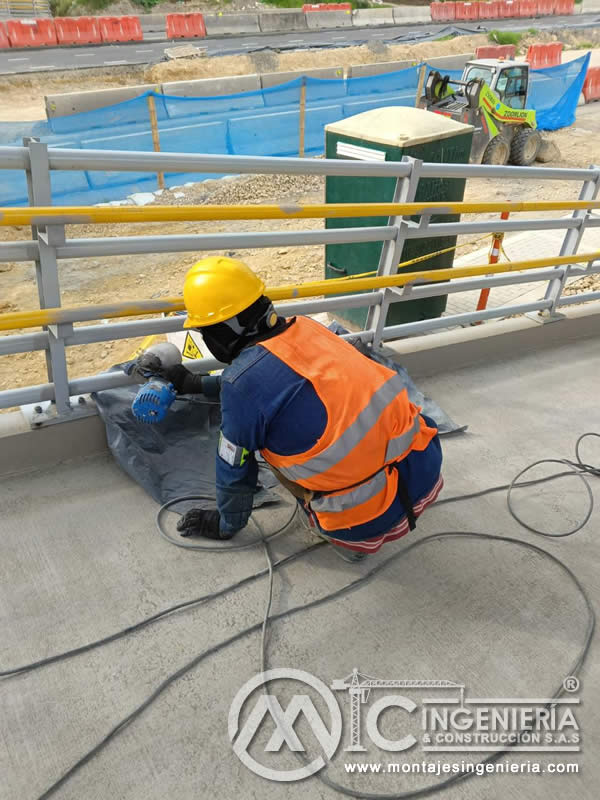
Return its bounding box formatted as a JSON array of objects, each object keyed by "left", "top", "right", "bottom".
[
  {"left": 536, "top": 165, "right": 600, "bottom": 321},
  {"left": 366, "top": 157, "right": 423, "bottom": 349},
  {"left": 23, "top": 137, "right": 73, "bottom": 422}
]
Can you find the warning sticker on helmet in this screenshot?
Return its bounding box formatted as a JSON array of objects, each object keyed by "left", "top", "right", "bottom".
[{"left": 218, "top": 432, "right": 250, "bottom": 468}]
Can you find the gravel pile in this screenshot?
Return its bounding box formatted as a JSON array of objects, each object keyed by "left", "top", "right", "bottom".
[{"left": 166, "top": 172, "right": 324, "bottom": 207}]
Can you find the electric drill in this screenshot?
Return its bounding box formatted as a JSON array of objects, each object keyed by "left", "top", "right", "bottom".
[{"left": 124, "top": 342, "right": 183, "bottom": 424}]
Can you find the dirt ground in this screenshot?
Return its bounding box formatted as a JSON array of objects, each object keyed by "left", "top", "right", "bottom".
[
  {"left": 1, "top": 32, "right": 600, "bottom": 398},
  {"left": 2, "top": 105, "right": 600, "bottom": 396},
  {"left": 0, "top": 34, "right": 492, "bottom": 122}
]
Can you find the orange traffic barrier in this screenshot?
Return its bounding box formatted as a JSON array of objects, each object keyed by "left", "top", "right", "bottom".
[
  {"left": 99, "top": 16, "right": 143, "bottom": 44},
  {"left": 537, "top": 0, "right": 555, "bottom": 13},
  {"left": 302, "top": 3, "right": 352, "bottom": 10},
  {"left": 498, "top": 0, "right": 520, "bottom": 17},
  {"left": 455, "top": 2, "right": 480, "bottom": 20},
  {"left": 519, "top": 0, "right": 537, "bottom": 16},
  {"left": 555, "top": 0, "right": 574, "bottom": 13},
  {"left": 475, "top": 44, "right": 516, "bottom": 59},
  {"left": 583, "top": 67, "right": 600, "bottom": 103},
  {"left": 54, "top": 16, "right": 101, "bottom": 46},
  {"left": 0, "top": 21, "right": 9, "bottom": 49},
  {"left": 431, "top": 2, "right": 457, "bottom": 21},
  {"left": 477, "top": 1, "right": 500, "bottom": 20},
  {"left": 526, "top": 42, "right": 562, "bottom": 69},
  {"left": 166, "top": 13, "right": 207, "bottom": 39},
  {"left": 6, "top": 19, "right": 57, "bottom": 48}
]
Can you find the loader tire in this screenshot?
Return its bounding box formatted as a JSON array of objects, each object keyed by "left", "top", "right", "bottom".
[
  {"left": 510, "top": 128, "right": 542, "bottom": 166},
  {"left": 482, "top": 136, "right": 510, "bottom": 166}
]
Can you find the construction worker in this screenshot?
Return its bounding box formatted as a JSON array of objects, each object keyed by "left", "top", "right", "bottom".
[{"left": 164, "top": 257, "right": 443, "bottom": 562}]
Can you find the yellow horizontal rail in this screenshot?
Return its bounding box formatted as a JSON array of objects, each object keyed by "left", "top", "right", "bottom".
[
  {"left": 2, "top": 200, "right": 600, "bottom": 226},
  {"left": 1, "top": 250, "right": 598, "bottom": 333}
]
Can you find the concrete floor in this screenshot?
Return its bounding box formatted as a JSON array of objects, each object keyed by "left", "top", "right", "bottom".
[{"left": 1, "top": 333, "right": 599, "bottom": 800}]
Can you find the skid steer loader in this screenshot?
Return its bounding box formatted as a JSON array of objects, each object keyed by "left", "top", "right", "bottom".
[{"left": 421, "top": 59, "right": 543, "bottom": 166}]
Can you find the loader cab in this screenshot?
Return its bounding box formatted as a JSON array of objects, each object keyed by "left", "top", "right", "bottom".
[{"left": 462, "top": 60, "right": 530, "bottom": 109}]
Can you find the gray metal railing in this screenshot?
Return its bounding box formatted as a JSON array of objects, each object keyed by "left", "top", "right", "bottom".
[
  {"left": 1, "top": 140, "right": 599, "bottom": 426},
  {"left": 0, "top": 0, "right": 51, "bottom": 18}
]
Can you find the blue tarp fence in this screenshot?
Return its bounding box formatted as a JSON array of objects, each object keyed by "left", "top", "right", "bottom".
[{"left": 0, "top": 54, "right": 589, "bottom": 207}]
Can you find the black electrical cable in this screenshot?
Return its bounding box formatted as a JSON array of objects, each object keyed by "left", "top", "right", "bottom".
[{"left": 6, "top": 434, "right": 597, "bottom": 799}]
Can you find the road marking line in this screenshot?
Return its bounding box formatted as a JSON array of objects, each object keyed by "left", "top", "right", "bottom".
[
  {"left": 332, "top": 36, "right": 346, "bottom": 39},
  {"left": 74, "top": 53, "right": 95, "bottom": 58},
  {"left": 8, "top": 57, "right": 29, "bottom": 61},
  {"left": 136, "top": 49, "right": 154, "bottom": 53},
  {"left": 104, "top": 60, "right": 127, "bottom": 65},
  {"left": 372, "top": 33, "right": 386, "bottom": 37}
]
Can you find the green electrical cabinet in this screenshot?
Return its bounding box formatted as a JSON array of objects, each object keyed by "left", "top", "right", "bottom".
[{"left": 324, "top": 107, "right": 474, "bottom": 328}]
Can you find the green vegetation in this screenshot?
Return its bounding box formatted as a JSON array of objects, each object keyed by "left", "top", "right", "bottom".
[
  {"left": 527, "top": 28, "right": 538, "bottom": 35},
  {"left": 49, "top": 0, "right": 76, "bottom": 14},
  {"left": 487, "top": 30, "right": 523, "bottom": 46}
]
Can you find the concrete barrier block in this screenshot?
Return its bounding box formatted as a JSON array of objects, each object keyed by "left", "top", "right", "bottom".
[
  {"left": 258, "top": 11, "right": 308, "bottom": 33},
  {"left": 139, "top": 13, "right": 166, "bottom": 33},
  {"left": 427, "top": 54, "right": 473, "bottom": 72},
  {"left": 204, "top": 13, "right": 261, "bottom": 36},
  {"left": 162, "top": 74, "right": 261, "bottom": 97},
  {"left": 348, "top": 60, "right": 415, "bottom": 78},
  {"left": 305, "top": 10, "right": 353, "bottom": 29},
  {"left": 392, "top": 6, "right": 431, "bottom": 23},
  {"left": 261, "top": 66, "right": 344, "bottom": 88},
  {"left": 45, "top": 84, "right": 157, "bottom": 118},
  {"left": 353, "top": 8, "right": 395, "bottom": 27}
]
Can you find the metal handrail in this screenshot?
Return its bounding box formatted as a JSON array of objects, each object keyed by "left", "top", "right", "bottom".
[
  {"left": 1, "top": 147, "right": 599, "bottom": 183},
  {"left": 0, "top": 142, "right": 599, "bottom": 422},
  {"left": 2, "top": 253, "right": 600, "bottom": 333},
  {"left": 3, "top": 200, "right": 600, "bottom": 226}
]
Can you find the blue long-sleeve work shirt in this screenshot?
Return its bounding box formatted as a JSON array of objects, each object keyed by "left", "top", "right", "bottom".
[{"left": 215, "top": 334, "right": 442, "bottom": 543}]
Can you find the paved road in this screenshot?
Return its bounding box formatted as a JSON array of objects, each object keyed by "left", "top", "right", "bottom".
[{"left": 0, "top": 13, "right": 599, "bottom": 75}]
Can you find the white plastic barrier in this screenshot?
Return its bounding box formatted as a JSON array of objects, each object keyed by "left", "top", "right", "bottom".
[
  {"left": 258, "top": 11, "right": 308, "bottom": 33},
  {"left": 352, "top": 8, "right": 394, "bottom": 27},
  {"left": 203, "top": 13, "right": 261, "bottom": 36},
  {"left": 392, "top": 6, "right": 431, "bottom": 23},
  {"left": 305, "top": 10, "right": 353, "bottom": 29},
  {"left": 348, "top": 60, "right": 415, "bottom": 78},
  {"left": 45, "top": 84, "right": 158, "bottom": 119},
  {"left": 162, "top": 75, "right": 261, "bottom": 97},
  {"left": 261, "top": 66, "right": 344, "bottom": 88}
]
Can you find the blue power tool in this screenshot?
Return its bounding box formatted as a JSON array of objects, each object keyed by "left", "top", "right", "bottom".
[
  {"left": 124, "top": 342, "right": 183, "bottom": 425},
  {"left": 132, "top": 378, "right": 178, "bottom": 424}
]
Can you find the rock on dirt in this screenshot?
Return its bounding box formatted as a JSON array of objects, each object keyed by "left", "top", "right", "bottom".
[{"left": 536, "top": 140, "right": 561, "bottom": 164}]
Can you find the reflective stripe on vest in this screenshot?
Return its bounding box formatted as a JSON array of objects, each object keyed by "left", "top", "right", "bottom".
[
  {"left": 275, "top": 375, "right": 419, "bottom": 484},
  {"left": 311, "top": 469, "right": 388, "bottom": 513}
]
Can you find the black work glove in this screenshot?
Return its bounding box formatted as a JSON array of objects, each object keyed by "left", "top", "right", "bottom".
[
  {"left": 176, "top": 508, "right": 234, "bottom": 540},
  {"left": 162, "top": 364, "right": 200, "bottom": 394}
]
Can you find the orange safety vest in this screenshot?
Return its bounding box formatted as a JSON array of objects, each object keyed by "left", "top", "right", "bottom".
[{"left": 259, "top": 317, "right": 437, "bottom": 531}]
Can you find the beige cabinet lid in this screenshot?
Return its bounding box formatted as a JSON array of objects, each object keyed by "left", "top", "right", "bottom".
[{"left": 325, "top": 106, "right": 474, "bottom": 147}]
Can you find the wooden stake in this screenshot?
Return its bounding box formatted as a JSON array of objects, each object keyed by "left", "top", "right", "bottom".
[
  {"left": 299, "top": 77, "right": 307, "bottom": 158},
  {"left": 147, "top": 94, "right": 165, "bottom": 190},
  {"left": 415, "top": 64, "right": 427, "bottom": 108}
]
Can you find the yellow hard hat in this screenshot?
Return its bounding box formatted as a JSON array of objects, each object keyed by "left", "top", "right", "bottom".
[{"left": 182, "top": 256, "right": 265, "bottom": 328}]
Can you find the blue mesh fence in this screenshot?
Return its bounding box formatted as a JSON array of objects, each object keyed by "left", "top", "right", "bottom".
[{"left": 0, "top": 56, "right": 589, "bottom": 207}]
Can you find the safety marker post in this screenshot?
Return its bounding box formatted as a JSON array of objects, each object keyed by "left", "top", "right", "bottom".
[{"left": 475, "top": 210, "right": 509, "bottom": 320}]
